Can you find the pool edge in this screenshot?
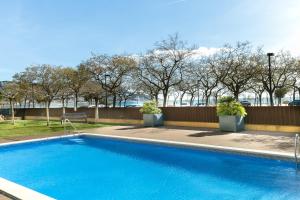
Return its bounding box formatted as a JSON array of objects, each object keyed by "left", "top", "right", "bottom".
[{"left": 0, "top": 177, "right": 55, "bottom": 200}]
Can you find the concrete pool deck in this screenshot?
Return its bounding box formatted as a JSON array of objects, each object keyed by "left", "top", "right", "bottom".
[
  {"left": 84, "top": 125, "right": 296, "bottom": 154},
  {"left": 0, "top": 125, "right": 296, "bottom": 154}
]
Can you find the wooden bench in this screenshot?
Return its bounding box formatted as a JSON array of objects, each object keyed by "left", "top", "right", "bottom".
[{"left": 61, "top": 112, "right": 88, "bottom": 123}]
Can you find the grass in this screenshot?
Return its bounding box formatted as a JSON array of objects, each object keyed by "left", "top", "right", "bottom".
[{"left": 0, "top": 120, "right": 115, "bottom": 138}]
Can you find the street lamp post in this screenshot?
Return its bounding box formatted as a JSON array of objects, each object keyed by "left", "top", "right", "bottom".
[
  {"left": 197, "top": 80, "right": 200, "bottom": 107},
  {"left": 104, "top": 74, "right": 110, "bottom": 108},
  {"left": 267, "top": 53, "right": 274, "bottom": 106}
]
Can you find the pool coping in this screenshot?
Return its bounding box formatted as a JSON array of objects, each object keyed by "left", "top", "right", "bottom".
[{"left": 0, "top": 133, "right": 296, "bottom": 199}]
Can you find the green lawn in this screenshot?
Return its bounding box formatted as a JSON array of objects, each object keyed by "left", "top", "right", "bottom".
[{"left": 0, "top": 120, "right": 114, "bottom": 138}]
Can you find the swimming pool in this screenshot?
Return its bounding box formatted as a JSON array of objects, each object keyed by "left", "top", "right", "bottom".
[{"left": 0, "top": 135, "right": 299, "bottom": 200}]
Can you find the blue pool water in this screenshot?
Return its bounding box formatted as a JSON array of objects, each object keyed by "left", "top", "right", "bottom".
[{"left": 0, "top": 136, "right": 299, "bottom": 200}]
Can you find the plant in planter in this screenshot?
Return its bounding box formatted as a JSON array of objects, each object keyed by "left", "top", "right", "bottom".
[
  {"left": 217, "top": 96, "right": 247, "bottom": 132},
  {"left": 139, "top": 100, "right": 163, "bottom": 127}
]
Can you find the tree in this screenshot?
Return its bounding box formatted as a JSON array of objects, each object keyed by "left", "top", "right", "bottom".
[
  {"left": 137, "top": 56, "right": 162, "bottom": 104},
  {"left": 194, "top": 58, "right": 219, "bottom": 106},
  {"left": 250, "top": 80, "right": 265, "bottom": 106},
  {"left": 213, "top": 42, "right": 261, "bottom": 100},
  {"left": 81, "top": 80, "right": 105, "bottom": 121},
  {"left": 13, "top": 66, "right": 38, "bottom": 108},
  {"left": 1, "top": 82, "right": 23, "bottom": 125},
  {"left": 64, "top": 65, "right": 90, "bottom": 111},
  {"left": 57, "top": 68, "right": 73, "bottom": 115},
  {"left": 117, "top": 75, "right": 138, "bottom": 107},
  {"left": 139, "top": 34, "right": 194, "bottom": 107},
  {"left": 275, "top": 87, "right": 289, "bottom": 105},
  {"left": 186, "top": 80, "right": 198, "bottom": 106},
  {"left": 289, "top": 60, "right": 300, "bottom": 100},
  {"left": 259, "top": 51, "right": 295, "bottom": 106},
  {"left": 176, "top": 80, "right": 190, "bottom": 106},
  {"left": 34, "top": 65, "right": 64, "bottom": 126},
  {"left": 83, "top": 54, "right": 136, "bottom": 107}
]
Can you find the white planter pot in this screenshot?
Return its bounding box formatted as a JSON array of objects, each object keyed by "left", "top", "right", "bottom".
[
  {"left": 219, "top": 115, "right": 245, "bottom": 132},
  {"left": 143, "top": 114, "right": 164, "bottom": 127}
]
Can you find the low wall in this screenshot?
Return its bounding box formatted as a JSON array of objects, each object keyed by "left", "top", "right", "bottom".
[{"left": 8, "top": 106, "right": 300, "bottom": 133}]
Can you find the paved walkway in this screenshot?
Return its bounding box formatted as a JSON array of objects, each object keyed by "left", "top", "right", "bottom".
[{"left": 85, "top": 126, "right": 296, "bottom": 154}]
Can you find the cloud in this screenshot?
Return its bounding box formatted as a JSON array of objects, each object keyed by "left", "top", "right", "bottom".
[{"left": 191, "top": 47, "right": 220, "bottom": 58}]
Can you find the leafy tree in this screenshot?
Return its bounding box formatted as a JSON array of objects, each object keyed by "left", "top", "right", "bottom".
[
  {"left": 275, "top": 87, "right": 289, "bottom": 105},
  {"left": 13, "top": 66, "right": 38, "bottom": 108},
  {"left": 34, "top": 65, "right": 64, "bottom": 126},
  {"left": 64, "top": 65, "right": 90, "bottom": 111},
  {"left": 1, "top": 82, "right": 23, "bottom": 124},
  {"left": 81, "top": 80, "right": 105, "bottom": 121}
]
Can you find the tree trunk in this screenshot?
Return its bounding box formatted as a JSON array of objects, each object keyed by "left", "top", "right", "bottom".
[
  {"left": 278, "top": 97, "right": 281, "bottom": 106},
  {"left": 62, "top": 98, "right": 66, "bottom": 116},
  {"left": 46, "top": 101, "right": 50, "bottom": 126},
  {"left": 74, "top": 93, "right": 78, "bottom": 111},
  {"left": 163, "top": 92, "right": 168, "bottom": 107},
  {"left": 189, "top": 95, "right": 194, "bottom": 106},
  {"left": 214, "top": 94, "right": 218, "bottom": 105},
  {"left": 233, "top": 91, "right": 239, "bottom": 101},
  {"left": 10, "top": 100, "right": 15, "bottom": 125},
  {"left": 180, "top": 92, "right": 185, "bottom": 106},
  {"left": 258, "top": 94, "right": 262, "bottom": 106},
  {"left": 155, "top": 94, "right": 159, "bottom": 106},
  {"left": 204, "top": 92, "right": 209, "bottom": 106},
  {"left": 293, "top": 88, "right": 296, "bottom": 101},
  {"left": 112, "top": 94, "right": 117, "bottom": 108},
  {"left": 268, "top": 90, "right": 274, "bottom": 106},
  {"left": 94, "top": 98, "right": 99, "bottom": 121},
  {"left": 23, "top": 98, "right": 27, "bottom": 108}
]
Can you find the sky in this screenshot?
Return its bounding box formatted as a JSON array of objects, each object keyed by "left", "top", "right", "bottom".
[{"left": 0, "top": 0, "right": 300, "bottom": 80}]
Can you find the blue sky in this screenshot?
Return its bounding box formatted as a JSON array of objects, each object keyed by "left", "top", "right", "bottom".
[{"left": 0, "top": 0, "right": 300, "bottom": 80}]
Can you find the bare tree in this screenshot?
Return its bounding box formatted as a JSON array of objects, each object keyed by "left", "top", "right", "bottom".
[
  {"left": 250, "top": 80, "right": 265, "bottom": 106},
  {"left": 83, "top": 54, "right": 136, "bottom": 107},
  {"left": 137, "top": 56, "right": 162, "bottom": 104},
  {"left": 117, "top": 75, "right": 138, "bottom": 107},
  {"left": 194, "top": 58, "right": 219, "bottom": 106},
  {"left": 259, "top": 51, "right": 295, "bottom": 106},
  {"left": 289, "top": 60, "right": 300, "bottom": 101},
  {"left": 213, "top": 42, "right": 261, "bottom": 100},
  {"left": 139, "top": 34, "right": 194, "bottom": 107}
]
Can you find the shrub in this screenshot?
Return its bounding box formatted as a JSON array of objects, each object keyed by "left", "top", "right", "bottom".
[
  {"left": 217, "top": 96, "right": 247, "bottom": 117},
  {"left": 139, "top": 100, "right": 162, "bottom": 114}
]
